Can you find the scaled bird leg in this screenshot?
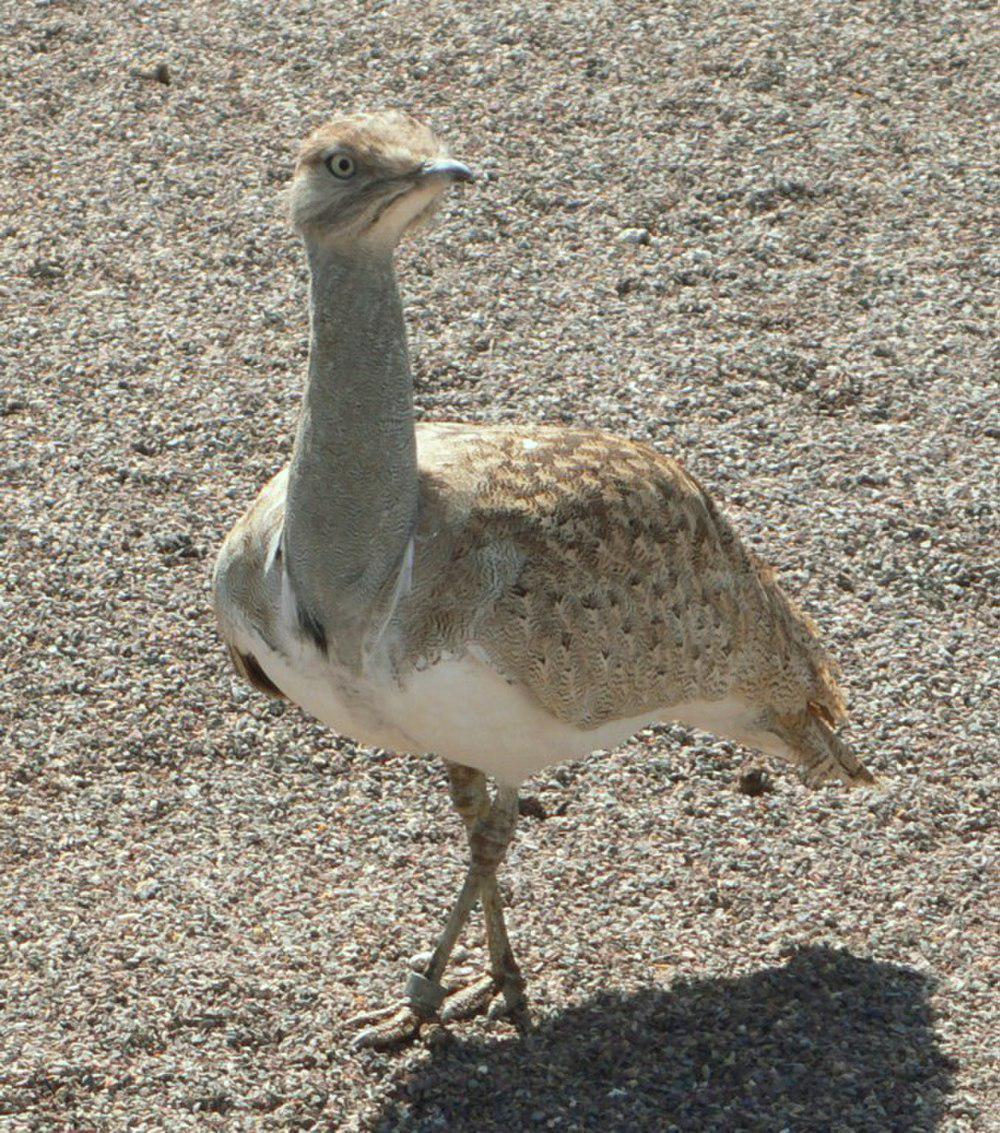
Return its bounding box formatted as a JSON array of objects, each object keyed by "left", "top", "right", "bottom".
[
  {"left": 353, "top": 775, "right": 520, "bottom": 1048},
  {"left": 440, "top": 765, "right": 528, "bottom": 1025}
]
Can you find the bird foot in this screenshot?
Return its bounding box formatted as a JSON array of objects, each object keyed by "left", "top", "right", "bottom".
[
  {"left": 350, "top": 949, "right": 529, "bottom": 1048},
  {"left": 349, "top": 966, "right": 451, "bottom": 1050},
  {"left": 410, "top": 946, "right": 529, "bottom": 1027},
  {"left": 441, "top": 971, "right": 530, "bottom": 1028},
  {"left": 350, "top": 1002, "right": 423, "bottom": 1050},
  {"left": 439, "top": 973, "right": 498, "bottom": 1021}
]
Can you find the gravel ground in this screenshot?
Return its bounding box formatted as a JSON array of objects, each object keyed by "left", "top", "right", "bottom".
[{"left": 2, "top": 1, "right": 997, "bottom": 1130}]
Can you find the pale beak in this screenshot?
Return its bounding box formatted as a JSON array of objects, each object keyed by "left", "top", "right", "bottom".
[{"left": 419, "top": 158, "right": 476, "bottom": 184}]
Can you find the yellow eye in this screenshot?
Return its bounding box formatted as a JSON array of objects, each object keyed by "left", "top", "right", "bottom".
[{"left": 326, "top": 152, "right": 356, "bottom": 179}]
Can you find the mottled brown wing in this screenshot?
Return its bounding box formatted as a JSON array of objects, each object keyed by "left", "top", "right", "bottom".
[{"left": 408, "top": 425, "right": 845, "bottom": 731}]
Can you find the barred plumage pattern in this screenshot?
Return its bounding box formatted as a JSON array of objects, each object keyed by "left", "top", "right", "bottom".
[{"left": 396, "top": 423, "right": 846, "bottom": 734}]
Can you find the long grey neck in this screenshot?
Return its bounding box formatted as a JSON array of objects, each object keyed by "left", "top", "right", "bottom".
[{"left": 283, "top": 242, "right": 418, "bottom": 659}]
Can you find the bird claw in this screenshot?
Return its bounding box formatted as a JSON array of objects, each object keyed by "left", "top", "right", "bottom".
[
  {"left": 440, "top": 973, "right": 498, "bottom": 1022},
  {"left": 440, "top": 971, "right": 531, "bottom": 1029},
  {"left": 344, "top": 1001, "right": 406, "bottom": 1028},
  {"left": 352, "top": 1003, "right": 423, "bottom": 1050}
]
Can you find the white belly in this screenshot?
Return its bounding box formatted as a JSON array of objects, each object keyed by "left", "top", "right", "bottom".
[
  {"left": 248, "top": 635, "right": 644, "bottom": 783},
  {"left": 246, "top": 634, "right": 778, "bottom": 785},
  {"left": 380, "top": 650, "right": 663, "bottom": 783}
]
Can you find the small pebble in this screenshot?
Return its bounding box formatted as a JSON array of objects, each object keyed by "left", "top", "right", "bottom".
[{"left": 618, "top": 227, "right": 651, "bottom": 245}]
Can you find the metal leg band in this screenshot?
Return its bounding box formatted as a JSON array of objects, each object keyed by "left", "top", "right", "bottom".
[{"left": 405, "top": 970, "right": 448, "bottom": 1017}]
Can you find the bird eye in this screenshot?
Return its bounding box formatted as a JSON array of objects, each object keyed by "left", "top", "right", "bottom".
[{"left": 326, "top": 152, "right": 356, "bottom": 180}]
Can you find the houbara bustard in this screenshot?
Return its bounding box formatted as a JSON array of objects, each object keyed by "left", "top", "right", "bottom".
[{"left": 213, "top": 111, "right": 874, "bottom": 1049}]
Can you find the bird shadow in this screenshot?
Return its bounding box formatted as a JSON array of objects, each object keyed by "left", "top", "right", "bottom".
[{"left": 371, "top": 947, "right": 955, "bottom": 1132}]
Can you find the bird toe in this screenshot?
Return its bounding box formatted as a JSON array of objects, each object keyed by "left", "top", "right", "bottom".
[
  {"left": 352, "top": 1004, "right": 423, "bottom": 1050},
  {"left": 440, "top": 973, "right": 498, "bottom": 1022}
]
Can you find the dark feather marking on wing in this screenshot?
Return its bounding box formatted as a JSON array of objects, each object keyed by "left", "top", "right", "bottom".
[{"left": 227, "top": 645, "right": 286, "bottom": 699}]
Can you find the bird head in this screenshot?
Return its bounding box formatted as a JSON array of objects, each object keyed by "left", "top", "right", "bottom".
[{"left": 288, "top": 110, "right": 474, "bottom": 250}]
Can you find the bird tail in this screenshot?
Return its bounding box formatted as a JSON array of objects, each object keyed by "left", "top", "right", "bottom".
[{"left": 767, "top": 703, "right": 876, "bottom": 788}]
